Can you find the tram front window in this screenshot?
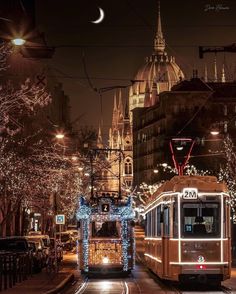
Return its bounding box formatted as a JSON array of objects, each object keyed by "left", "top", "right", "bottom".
[
  {"left": 182, "top": 202, "right": 220, "bottom": 237},
  {"left": 92, "top": 221, "right": 119, "bottom": 238}
]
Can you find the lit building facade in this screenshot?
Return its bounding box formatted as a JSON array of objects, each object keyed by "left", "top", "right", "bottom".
[
  {"left": 129, "top": 1, "right": 184, "bottom": 122},
  {"left": 100, "top": 1, "right": 184, "bottom": 192},
  {"left": 97, "top": 91, "right": 133, "bottom": 193},
  {"left": 133, "top": 78, "right": 236, "bottom": 186}
]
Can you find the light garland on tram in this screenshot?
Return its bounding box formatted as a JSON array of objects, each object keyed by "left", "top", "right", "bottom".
[{"left": 76, "top": 196, "right": 135, "bottom": 272}]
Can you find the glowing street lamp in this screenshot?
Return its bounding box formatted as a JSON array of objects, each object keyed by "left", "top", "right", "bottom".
[
  {"left": 210, "top": 130, "right": 220, "bottom": 136},
  {"left": 55, "top": 133, "right": 64, "bottom": 139},
  {"left": 11, "top": 38, "right": 26, "bottom": 46},
  {"left": 71, "top": 156, "right": 78, "bottom": 161}
]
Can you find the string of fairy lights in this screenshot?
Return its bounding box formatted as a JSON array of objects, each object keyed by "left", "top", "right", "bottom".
[
  {"left": 218, "top": 135, "right": 236, "bottom": 220},
  {"left": 0, "top": 43, "right": 83, "bottom": 228},
  {"left": 76, "top": 196, "right": 135, "bottom": 272}
]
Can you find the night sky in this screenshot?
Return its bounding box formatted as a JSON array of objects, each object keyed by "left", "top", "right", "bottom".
[{"left": 34, "top": 0, "right": 236, "bottom": 135}]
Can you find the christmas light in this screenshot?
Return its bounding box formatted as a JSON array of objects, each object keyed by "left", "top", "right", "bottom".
[{"left": 76, "top": 196, "right": 135, "bottom": 272}]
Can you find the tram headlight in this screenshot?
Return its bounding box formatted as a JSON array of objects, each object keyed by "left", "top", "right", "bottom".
[{"left": 102, "top": 256, "right": 109, "bottom": 264}]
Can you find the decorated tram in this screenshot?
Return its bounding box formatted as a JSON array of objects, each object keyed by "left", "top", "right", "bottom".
[
  {"left": 76, "top": 193, "right": 135, "bottom": 274},
  {"left": 144, "top": 175, "right": 231, "bottom": 285}
]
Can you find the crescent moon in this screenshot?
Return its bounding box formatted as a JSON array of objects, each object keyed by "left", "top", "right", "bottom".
[{"left": 91, "top": 7, "right": 105, "bottom": 24}]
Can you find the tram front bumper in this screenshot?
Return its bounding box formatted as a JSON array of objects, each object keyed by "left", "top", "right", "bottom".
[
  {"left": 178, "top": 265, "right": 225, "bottom": 283},
  {"left": 87, "top": 264, "right": 128, "bottom": 275}
]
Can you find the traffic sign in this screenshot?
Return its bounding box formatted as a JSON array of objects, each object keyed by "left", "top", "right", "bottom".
[{"left": 56, "top": 214, "right": 65, "bottom": 225}]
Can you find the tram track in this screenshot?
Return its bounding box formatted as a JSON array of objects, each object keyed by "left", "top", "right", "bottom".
[
  {"left": 73, "top": 277, "right": 88, "bottom": 294},
  {"left": 220, "top": 285, "right": 232, "bottom": 294},
  {"left": 72, "top": 277, "right": 130, "bottom": 294},
  {"left": 62, "top": 273, "right": 233, "bottom": 294},
  {"left": 168, "top": 283, "right": 233, "bottom": 294}
]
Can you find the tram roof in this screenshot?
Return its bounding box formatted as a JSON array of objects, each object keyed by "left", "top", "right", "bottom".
[{"left": 150, "top": 175, "right": 228, "bottom": 200}]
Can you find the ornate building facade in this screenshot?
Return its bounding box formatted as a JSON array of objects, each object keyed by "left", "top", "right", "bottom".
[
  {"left": 129, "top": 1, "right": 184, "bottom": 122},
  {"left": 97, "top": 1, "right": 185, "bottom": 192},
  {"left": 97, "top": 91, "right": 133, "bottom": 193}
]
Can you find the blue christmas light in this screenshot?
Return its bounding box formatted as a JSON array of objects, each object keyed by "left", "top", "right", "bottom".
[{"left": 76, "top": 196, "right": 135, "bottom": 272}]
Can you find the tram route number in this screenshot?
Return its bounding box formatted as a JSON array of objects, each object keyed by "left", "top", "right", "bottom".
[
  {"left": 182, "top": 188, "right": 198, "bottom": 200},
  {"left": 101, "top": 203, "right": 110, "bottom": 213}
]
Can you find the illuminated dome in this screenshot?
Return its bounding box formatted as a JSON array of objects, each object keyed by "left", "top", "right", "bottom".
[{"left": 129, "top": 2, "right": 185, "bottom": 113}]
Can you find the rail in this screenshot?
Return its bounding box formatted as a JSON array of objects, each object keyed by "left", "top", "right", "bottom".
[{"left": 0, "top": 251, "right": 33, "bottom": 291}]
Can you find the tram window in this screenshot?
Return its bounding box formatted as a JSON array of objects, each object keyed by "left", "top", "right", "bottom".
[
  {"left": 148, "top": 212, "right": 151, "bottom": 237},
  {"left": 182, "top": 203, "right": 220, "bottom": 237},
  {"left": 92, "top": 221, "right": 119, "bottom": 238},
  {"left": 156, "top": 205, "right": 161, "bottom": 236},
  {"left": 163, "top": 207, "right": 170, "bottom": 237},
  {"left": 173, "top": 202, "right": 178, "bottom": 238}
]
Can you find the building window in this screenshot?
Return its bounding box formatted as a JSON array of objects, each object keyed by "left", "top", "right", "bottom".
[
  {"left": 224, "top": 121, "right": 228, "bottom": 133},
  {"left": 124, "top": 158, "right": 132, "bottom": 175},
  {"left": 125, "top": 180, "right": 132, "bottom": 187},
  {"left": 224, "top": 105, "right": 227, "bottom": 116}
]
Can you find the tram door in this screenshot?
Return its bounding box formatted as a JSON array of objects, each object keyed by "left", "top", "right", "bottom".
[{"left": 162, "top": 206, "right": 170, "bottom": 277}]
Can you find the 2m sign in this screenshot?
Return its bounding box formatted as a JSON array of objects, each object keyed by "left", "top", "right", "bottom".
[{"left": 182, "top": 188, "right": 198, "bottom": 200}]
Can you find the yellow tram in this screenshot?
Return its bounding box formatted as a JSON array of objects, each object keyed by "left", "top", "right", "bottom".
[
  {"left": 144, "top": 175, "right": 231, "bottom": 285},
  {"left": 76, "top": 194, "right": 135, "bottom": 274}
]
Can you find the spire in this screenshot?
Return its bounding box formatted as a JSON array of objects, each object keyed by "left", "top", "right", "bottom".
[
  {"left": 144, "top": 82, "right": 151, "bottom": 107},
  {"left": 112, "top": 93, "right": 118, "bottom": 128},
  {"left": 113, "top": 93, "right": 117, "bottom": 111},
  {"left": 204, "top": 64, "right": 208, "bottom": 82},
  {"left": 118, "top": 89, "right": 124, "bottom": 120},
  {"left": 151, "top": 82, "right": 158, "bottom": 106},
  {"left": 97, "top": 123, "right": 103, "bottom": 148},
  {"left": 221, "top": 64, "right": 226, "bottom": 83},
  {"left": 124, "top": 98, "right": 129, "bottom": 119},
  {"left": 214, "top": 55, "right": 218, "bottom": 82},
  {"left": 154, "top": 1, "right": 165, "bottom": 54},
  {"left": 109, "top": 127, "right": 112, "bottom": 149}
]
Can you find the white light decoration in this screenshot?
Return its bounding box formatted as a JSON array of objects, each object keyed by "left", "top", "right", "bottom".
[
  {"left": 76, "top": 196, "right": 135, "bottom": 272},
  {"left": 102, "top": 256, "right": 109, "bottom": 264},
  {"left": 11, "top": 38, "right": 26, "bottom": 46}
]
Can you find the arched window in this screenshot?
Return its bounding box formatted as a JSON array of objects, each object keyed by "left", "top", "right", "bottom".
[{"left": 124, "top": 158, "right": 132, "bottom": 175}]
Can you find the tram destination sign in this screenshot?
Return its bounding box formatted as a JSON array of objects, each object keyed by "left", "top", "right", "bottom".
[{"left": 182, "top": 188, "right": 198, "bottom": 200}]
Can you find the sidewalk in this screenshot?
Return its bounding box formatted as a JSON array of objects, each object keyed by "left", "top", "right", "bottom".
[{"left": 3, "top": 252, "right": 78, "bottom": 294}]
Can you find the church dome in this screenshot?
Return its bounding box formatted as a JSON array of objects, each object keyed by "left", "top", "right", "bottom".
[
  {"left": 133, "top": 53, "right": 184, "bottom": 95},
  {"left": 129, "top": 1, "right": 185, "bottom": 111}
]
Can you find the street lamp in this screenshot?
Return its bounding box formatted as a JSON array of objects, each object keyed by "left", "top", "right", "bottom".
[
  {"left": 55, "top": 133, "right": 64, "bottom": 139},
  {"left": 210, "top": 130, "right": 220, "bottom": 136},
  {"left": 11, "top": 37, "right": 26, "bottom": 46},
  {"left": 210, "top": 124, "right": 220, "bottom": 136}
]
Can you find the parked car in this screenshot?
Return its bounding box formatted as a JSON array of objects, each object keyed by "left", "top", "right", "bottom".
[
  {"left": 26, "top": 235, "right": 50, "bottom": 257},
  {"left": 28, "top": 231, "right": 42, "bottom": 236},
  {"left": 56, "top": 232, "right": 73, "bottom": 251},
  {"left": 39, "top": 235, "right": 50, "bottom": 248},
  {"left": 50, "top": 238, "right": 63, "bottom": 261},
  {"left": 0, "top": 237, "right": 33, "bottom": 276},
  {"left": 65, "top": 230, "right": 79, "bottom": 246},
  {"left": 0, "top": 236, "right": 31, "bottom": 253},
  {"left": 28, "top": 241, "right": 45, "bottom": 273}
]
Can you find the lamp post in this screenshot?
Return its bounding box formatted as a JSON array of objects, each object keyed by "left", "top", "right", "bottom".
[{"left": 53, "top": 132, "right": 66, "bottom": 270}]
